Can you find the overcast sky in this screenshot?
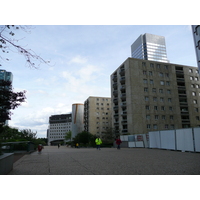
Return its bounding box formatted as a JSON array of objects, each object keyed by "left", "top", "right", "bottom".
[{"left": 2, "top": 25, "right": 197, "bottom": 138}]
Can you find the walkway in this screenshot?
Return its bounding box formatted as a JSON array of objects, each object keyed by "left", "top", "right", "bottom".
[{"left": 8, "top": 146, "right": 200, "bottom": 175}]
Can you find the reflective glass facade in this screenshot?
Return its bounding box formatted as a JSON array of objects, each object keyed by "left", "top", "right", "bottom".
[{"left": 131, "top": 33, "right": 169, "bottom": 63}]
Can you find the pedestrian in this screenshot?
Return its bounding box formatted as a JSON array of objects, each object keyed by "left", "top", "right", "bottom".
[
  {"left": 37, "top": 144, "right": 43, "bottom": 153},
  {"left": 116, "top": 136, "right": 122, "bottom": 150},
  {"left": 95, "top": 137, "right": 102, "bottom": 150},
  {"left": 58, "top": 144, "right": 60, "bottom": 148}
]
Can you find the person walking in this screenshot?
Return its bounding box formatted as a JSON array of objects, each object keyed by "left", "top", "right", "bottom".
[
  {"left": 116, "top": 136, "right": 122, "bottom": 150},
  {"left": 58, "top": 144, "right": 60, "bottom": 148},
  {"left": 95, "top": 137, "right": 102, "bottom": 150},
  {"left": 37, "top": 144, "right": 43, "bottom": 153}
]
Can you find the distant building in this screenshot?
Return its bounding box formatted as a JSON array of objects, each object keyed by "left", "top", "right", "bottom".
[
  {"left": 71, "top": 103, "right": 84, "bottom": 139},
  {"left": 111, "top": 57, "right": 200, "bottom": 135},
  {"left": 0, "top": 69, "right": 13, "bottom": 125},
  {"left": 131, "top": 33, "right": 169, "bottom": 63},
  {"left": 48, "top": 114, "right": 72, "bottom": 145},
  {"left": 84, "top": 96, "right": 111, "bottom": 137},
  {"left": 192, "top": 25, "right": 200, "bottom": 74}
]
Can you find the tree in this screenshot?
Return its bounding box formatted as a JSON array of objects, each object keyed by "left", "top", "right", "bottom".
[
  {"left": 0, "top": 80, "right": 26, "bottom": 124},
  {"left": 65, "top": 131, "right": 72, "bottom": 141},
  {"left": 72, "top": 131, "right": 95, "bottom": 147},
  {"left": 0, "top": 25, "right": 49, "bottom": 68}
]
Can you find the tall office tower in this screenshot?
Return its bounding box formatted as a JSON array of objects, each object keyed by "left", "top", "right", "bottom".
[
  {"left": 48, "top": 114, "right": 72, "bottom": 145},
  {"left": 192, "top": 25, "right": 200, "bottom": 74},
  {"left": 0, "top": 69, "right": 13, "bottom": 82},
  {"left": 71, "top": 103, "right": 84, "bottom": 139},
  {"left": 84, "top": 96, "right": 111, "bottom": 137},
  {"left": 0, "top": 69, "right": 13, "bottom": 125},
  {"left": 111, "top": 58, "right": 200, "bottom": 135},
  {"left": 131, "top": 33, "right": 169, "bottom": 63}
]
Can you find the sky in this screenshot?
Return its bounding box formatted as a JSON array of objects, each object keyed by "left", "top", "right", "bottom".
[{"left": 1, "top": 25, "right": 197, "bottom": 138}]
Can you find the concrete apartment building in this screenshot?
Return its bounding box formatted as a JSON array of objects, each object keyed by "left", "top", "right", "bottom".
[
  {"left": 47, "top": 114, "right": 72, "bottom": 145},
  {"left": 111, "top": 57, "right": 200, "bottom": 135},
  {"left": 84, "top": 96, "right": 111, "bottom": 137}
]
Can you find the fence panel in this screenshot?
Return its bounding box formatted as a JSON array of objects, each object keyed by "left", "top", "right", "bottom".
[
  {"left": 160, "top": 130, "right": 176, "bottom": 150},
  {"left": 128, "top": 142, "right": 136, "bottom": 148},
  {"left": 149, "top": 131, "right": 161, "bottom": 148},
  {"left": 176, "top": 129, "right": 194, "bottom": 152},
  {"left": 194, "top": 127, "right": 200, "bottom": 152}
]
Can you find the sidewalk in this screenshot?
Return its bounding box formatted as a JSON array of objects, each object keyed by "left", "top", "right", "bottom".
[{"left": 8, "top": 146, "right": 200, "bottom": 175}]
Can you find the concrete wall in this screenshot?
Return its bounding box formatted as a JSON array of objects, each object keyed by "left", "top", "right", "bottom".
[{"left": 0, "top": 153, "right": 14, "bottom": 175}]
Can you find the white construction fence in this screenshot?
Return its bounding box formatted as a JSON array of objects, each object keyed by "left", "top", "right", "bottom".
[{"left": 120, "top": 127, "right": 200, "bottom": 152}]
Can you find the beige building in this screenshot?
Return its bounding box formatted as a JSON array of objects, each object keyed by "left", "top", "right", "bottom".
[
  {"left": 111, "top": 57, "right": 200, "bottom": 135},
  {"left": 84, "top": 96, "right": 111, "bottom": 136}
]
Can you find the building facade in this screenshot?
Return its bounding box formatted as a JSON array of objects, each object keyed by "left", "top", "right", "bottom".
[
  {"left": 84, "top": 96, "right": 111, "bottom": 137},
  {"left": 111, "top": 57, "right": 200, "bottom": 135},
  {"left": 131, "top": 33, "right": 169, "bottom": 63},
  {"left": 48, "top": 114, "right": 72, "bottom": 145},
  {"left": 192, "top": 25, "right": 200, "bottom": 73}
]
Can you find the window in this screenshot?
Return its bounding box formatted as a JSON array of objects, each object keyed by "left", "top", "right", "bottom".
[
  {"left": 154, "top": 106, "right": 158, "bottom": 111},
  {"left": 192, "top": 92, "right": 196, "bottom": 96},
  {"left": 157, "top": 64, "right": 161, "bottom": 69},
  {"left": 145, "top": 96, "right": 149, "bottom": 101},
  {"left": 143, "top": 79, "right": 148, "bottom": 84},
  {"left": 150, "top": 63, "right": 154, "bottom": 68},
  {"left": 155, "top": 115, "right": 159, "bottom": 120},
  {"left": 166, "top": 81, "right": 170, "bottom": 86},
  {"left": 152, "top": 88, "right": 156, "bottom": 93},
  {"left": 165, "top": 73, "right": 169, "bottom": 78},
  {"left": 159, "top": 72, "right": 164, "bottom": 77},
  {"left": 169, "top": 107, "right": 173, "bottom": 111},
  {"left": 160, "top": 97, "right": 164, "bottom": 102},
  {"left": 147, "top": 124, "right": 151, "bottom": 129},
  {"left": 162, "top": 115, "right": 166, "bottom": 120},
  {"left": 161, "top": 106, "right": 165, "bottom": 111},
  {"left": 160, "top": 81, "right": 165, "bottom": 85},
  {"left": 164, "top": 65, "right": 168, "bottom": 70},
  {"left": 190, "top": 76, "right": 194, "bottom": 80},
  {"left": 143, "top": 70, "right": 147, "bottom": 75},
  {"left": 146, "top": 115, "right": 150, "bottom": 120},
  {"left": 144, "top": 87, "right": 148, "bottom": 92},
  {"left": 189, "top": 69, "right": 193, "bottom": 73},
  {"left": 168, "top": 98, "right": 172, "bottom": 103},
  {"left": 195, "top": 77, "right": 199, "bottom": 81},
  {"left": 146, "top": 105, "right": 150, "bottom": 110},
  {"left": 153, "top": 97, "right": 157, "bottom": 102},
  {"left": 153, "top": 124, "right": 157, "bottom": 129},
  {"left": 193, "top": 100, "right": 197, "bottom": 104},
  {"left": 191, "top": 84, "right": 195, "bottom": 88},
  {"left": 196, "top": 116, "right": 200, "bottom": 120},
  {"left": 159, "top": 89, "right": 163, "bottom": 93},
  {"left": 167, "top": 90, "right": 171, "bottom": 94},
  {"left": 149, "top": 71, "right": 153, "bottom": 76},
  {"left": 196, "top": 84, "right": 199, "bottom": 88},
  {"left": 165, "top": 124, "right": 169, "bottom": 129},
  {"left": 195, "top": 108, "right": 199, "bottom": 112},
  {"left": 170, "top": 115, "right": 174, "bottom": 120},
  {"left": 150, "top": 79, "right": 154, "bottom": 84}
]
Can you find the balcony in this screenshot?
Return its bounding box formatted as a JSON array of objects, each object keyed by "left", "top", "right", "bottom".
[
  {"left": 119, "top": 68, "right": 125, "bottom": 76},
  {"left": 121, "top": 102, "right": 126, "bottom": 108},
  {"left": 113, "top": 90, "right": 118, "bottom": 97},
  {"left": 121, "top": 120, "right": 127, "bottom": 124},
  {"left": 121, "top": 93, "right": 126, "bottom": 100},
  {"left": 120, "top": 76, "right": 125, "bottom": 84},
  {"left": 113, "top": 106, "right": 118, "bottom": 111},
  {"left": 120, "top": 85, "right": 126, "bottom": 92},
  {"left": 121, "top": 111, "right": 127, "bottom": 116},
  {"left": 113, "top": 83, "right": 118, "bottom": 89},
  {"left": 113, "top": 98, "right": 118, "bottom": 103},
  {"left": 112, "top": 74, "right": 117, "bottom": 82}
]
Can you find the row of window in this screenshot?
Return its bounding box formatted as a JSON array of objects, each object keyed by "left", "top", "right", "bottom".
[
  {"left": 144, "top": 87, "right": 171, "bottom": 94},
  {"left": 50, "top": 123, "right": 71, "bottom": 126},
  {"left": 146, "top": 115, "right": 174, "bottom": 120},
  {"left": 143, "top": 70, "right": 170, "bottom": 77},
  {"left": 145, "top": 96, "right": 172, "bottom": 102},
  {"left": 190, "top": 76, "right": 199, "bottom": 81},
  {"left": 145, "top": 105, "right": 174, "bottom": 111},
  {"left": 147, "top": 124, "right": 174, "bottom": 130},
  {"left": 96, "top": 103, "right": 110, "bottom": 106},
  {"left": 189, "top": 68, "right": 199, "bottom": 73},
  {"left": 96, "top": 107, "right": 110, "bottom": 110},
  {"left": 143, "top": 79, "right": 171, "bottom": 86},
  {"left": 142, "top": 62, "right": 169, "bottom": 70}
]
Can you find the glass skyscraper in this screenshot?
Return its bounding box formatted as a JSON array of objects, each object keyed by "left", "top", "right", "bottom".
[{"left": 131, "top": 33, "right": 169, "bottom": 63}]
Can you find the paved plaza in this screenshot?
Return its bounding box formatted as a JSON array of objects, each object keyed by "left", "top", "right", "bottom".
[{"left": 8, "top": 146, "right": 200, "bottom": 175}]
